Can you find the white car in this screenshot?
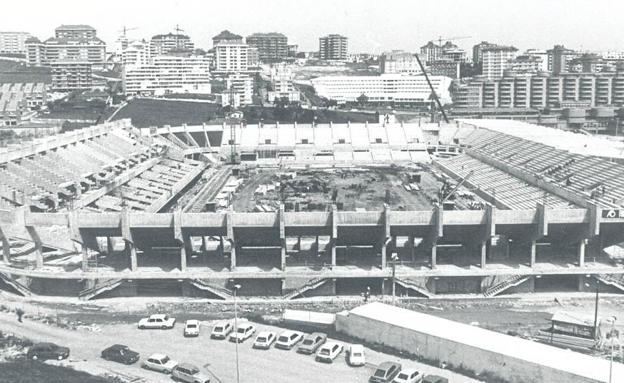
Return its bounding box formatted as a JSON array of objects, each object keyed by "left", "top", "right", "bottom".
[
  {"left": 347, "top": 344, "right": 366, "bottom": 367},
  {"left": 184, "top": 320, "right": 200, "bottom": 337},
  {"left": 315, "top": 341, "right": 343, "bottom": 363},
  {"left": 275, "top": 330, "right": 304, "bottom": 350},
  {"left": 253, "top": 331, "right": 277, "bottom": 349},
  {"left": 138, "top": 314, "right": 176, "bottom": 329},
  {"left": 229, "top": 322, "right": 256, "bottom": 343},
  {"left": 211, "top": 321, "right": 233, "bottom": 339},
  {"left": 142, "top": 353, "right": 178, "bottom": 374},
  {"left": 171, "top": 363, "right": 211, "bottom": 383},
  {"left": 393, "top": 368, "right": 423, "bottom": 383}
]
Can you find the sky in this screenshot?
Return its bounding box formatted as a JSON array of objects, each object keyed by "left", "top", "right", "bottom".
[{"left": 3, "top": 0, "right": 624, "bottom": 55}]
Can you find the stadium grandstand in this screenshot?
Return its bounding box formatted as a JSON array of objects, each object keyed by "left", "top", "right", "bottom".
[{"left": 0, "top": 117, "right": 623, "bottom": 300}]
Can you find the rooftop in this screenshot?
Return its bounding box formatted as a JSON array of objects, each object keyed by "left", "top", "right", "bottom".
[
  {"left": 247, "top": 32, "right": 287, "bottom": 39},
  {"left": 152, "top": 33, "right": 191, "bottom": 40},
  {"left": 212, "top": 30, "right": 242, "bottom": 41},
  {"left": 55, "top": 25, "right": 96, "bottom": 31},
  {"left": 482, "top": 45, "right": 518, "bottom": 52},
  {"left": 349, "top": 303, "right": 624, "bottom": 383}
]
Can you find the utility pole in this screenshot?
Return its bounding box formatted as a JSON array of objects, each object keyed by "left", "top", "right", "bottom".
[
  {"left": 391, "top": 253, "right": 398, "bottom": 303},
  {"left": 593, "top": 280, "right": 600, "bottom": 340},
  {"left": 233, "top": 284, "right": 242, "bottom": 383}
]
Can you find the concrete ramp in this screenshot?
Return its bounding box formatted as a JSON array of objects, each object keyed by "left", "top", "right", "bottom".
[
  {"left": 483, "top": 275, "right": 530, "bottom": 297},
  {"left": 596, "top": 274, "right": 624, "bottom": 293},
  {"left": 0, "top": 272, "right": 32, "bottom": 297},
  {"left": 282, "top": 277, "right": 329, "bottom": 300},
  {"left": 394, "top": 278, "right": 433, "bottom": 298},
  {"left": 190, "top": 279, "right": 233, "bottom": 300},
  {"left": 79, "top": 279, "right": 123, "bottom": 300}
]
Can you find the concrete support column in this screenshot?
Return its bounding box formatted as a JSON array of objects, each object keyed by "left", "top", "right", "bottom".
[
  {"left": 0, "top": 226, "right": 10, "bottom": 264},
  {"left": 409, "top": 236, "right": 415, "bottom": 263},
  {"left": 530, "top": 240, "right": 537, "bottom": 267},
  {"left": 219, "top": 236, "right": 224, "bottom": 257},
  {"left": 315, "top": 236, "right": 319, "bottom": 258},
  {"left": 201, "top": 236, "right": 207, "bottom": 253},
  {"left": 81, "top": 245, "right": 89, "bottom": 272},
  {"left": 230, "top": 241, "right": 237, "bottom": 270},
  {"left": 226, "top": 209, "right": 236, "bottom": 271},
  {"left": 431, "top": 243, "right": 437, "bottom": 269},
  {"left": 26, "top": 226, "right": 43, "bottom": 269},
  {"left": 297, "top": 236, "right": 301, "bottom": 251},
  {"left": 331, "top": 204, "right": 337, "bottom": 267},
  {"left": 381, "top": 204, "right": 391, "bottom": 270},
  {"left": 381, "top": 239, "right": 388, "bottom": 270},
  {"left": 180, "top": 236, "right": 190, "bottom": 272},
  {"left": 331, "top": 243, "right": 336, "bottom": 266},
  {"left": 578, "top": 239, "right": 586, "bottom": 268},
  {"left": 126, "top": 242, "right": 138, "bottom": 271},
  {"left": 279, "top": 204, "right": 286, "bottom": 271},
  {"left": 480, "top": 240, "right": 487, "bottom": 269},
  {"left": 528, "top": 276, "right": 535, "bottom": 293},
  {"left": 107, "top": 236, "right": 113, "bottom": 255}
]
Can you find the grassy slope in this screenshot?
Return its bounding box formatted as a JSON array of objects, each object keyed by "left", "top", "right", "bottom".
[{"left": 0, "top": 361, "right": 110, "bottom": 383}]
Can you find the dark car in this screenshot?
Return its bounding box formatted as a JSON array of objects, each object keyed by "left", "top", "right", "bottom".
[
  {"left": 423, "top": 375, "right": 449, "bottom": 383},
  {"left": 369, "top": 361, "right": 401, "bottom": 383},
  {"left": 27, "top": 342, "right": 70, "bottom": 361},
  {"left": 297, "top": 332, "right": 327, "bottom": 354},
  {"left": 101, "top": 344, "right": 140, "bottom": 364}
]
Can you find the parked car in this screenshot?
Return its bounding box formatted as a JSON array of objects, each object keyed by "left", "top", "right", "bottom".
[
  {"left": 422, "top": 375, "right": 448, "bottom": 383},
  {"left": 229, "top": 322, "right": 256, "bottom": 343},
  {"left": 275, "top": 330, "right": 304, "bottom": 350},
  {"left": 101, "top": 344, "right": 140, "bottom": 365},
  {"left": 211, "top": 321, "right": 233, "bottom": 339},
  {"left": 370, "top": 361, "right": 402, "bottom": 383},
  {"left": 171, "top": 363, "right": 211, "bottom": 383},
  {"left": 393, "top": 368, "right": 423, "bottom": 383},
  {"left": 27, "top": 342, "right": 70, "bottom": 361},
  {"left": 253, "top": 331, "right": 277, "bottom": 349},
  {"left": 184, "top": 320, "right": 201, "bottom": 337},
  {"left": 347, "top": 344, "right": 366, "bottom": 367},
  {"left": 142, "top": 353, "right": 178, "bottom": 374},
  {"left": 297, "top": 332, "right": 327, "bottom": 354},
  {"left": 138, "top": 314, "right": 176, "bottom": 329},
  {"left": 315, "top": 341, "right": 343, "bottom": 363}
]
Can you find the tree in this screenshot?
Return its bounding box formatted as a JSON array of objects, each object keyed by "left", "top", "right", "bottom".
[
  {"left": 326, "top": 99, "right": 338, "bottom": 108},
  {"left": 357, "top": 93, "right": 369, "bottom": 107}
]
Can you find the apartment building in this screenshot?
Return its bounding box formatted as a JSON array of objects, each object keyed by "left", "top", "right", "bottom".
[
  {"left": 150, "top": 33, "right": 194, "bottom": 56},
  {"left": 472, "top": 41, "right": 497, "bottom": 64},
  {"left": 212, "top": 30, "right": 249, "bottom": 74},
  {"left": 420, "top": 41, "right": 443, "bottom": 64},
  {"left": 246, "top": 32, "right": 288, "bottom": 62},
  {"left": 25, "top": 25, "right": 106, "bottom": 70},
  {"left": 547, "top": 45, "right": 579, "bottom": 74},
  {"left": 0, "top": 32, "right": 32, "bottom": 54},
  {"left": 311, "top": 74, "right": 452, "bottom": 104},
  {"left": 482, "top": 45, "right": 518, "bottom": 79},
  {"left": 267, "top": 64, "right": 300, "bottom": 103},
  {"left": 122, "top": 55, "right": 211, "bottom": 96},
  {"left": 221, "top": 74, "right": 253, "bottom": 107},
  {"left": 121, "top": 40, "right": 151, "bottom": 68},
  {"left": 452, "top": 72, "right": 624, "bottom": 109},
  {"left": 50, "top": 61, "right": 93, "bottom": 91},
  {"left": 379, "top": 51, "right": 422, "bottom": 75},
  {"left": 319, "top": 34, "right": 348, "bottom": 61}
]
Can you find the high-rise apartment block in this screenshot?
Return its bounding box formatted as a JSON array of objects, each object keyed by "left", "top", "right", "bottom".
[
  {"left": 150, "top": 33, "right": 194, "bottom": 56},
  {"left": 50, "top": 61, "right": 93, "bottom": 91},
  {"left": 380, "top": 51, "right": 422, "bottom": 75},
  {"left": 472, "top": 41, "right": 497, "bottom": 64},
  {"left": 482, "top": 45, "right": 517, "bottom": 79},
  {"left": 420, "top": 41, "right": 443, "bottom": 64},
  {"left": 25, "top": 25, "right": 106, "bottom": 70},
  {"left": 246, "top": 32, "right": 288, "bottom": 62},
  {"left": 213, "top": 30, "right": 249, "bottom": 73},
  {"left": 547, "top": 45, "right": 578, "bottom": 74},
  {"left": 453, "top": 72, "right": 624, "bottom": 109},
  {"left": 319, "top": 34, "right": 348, "bottom": 61},
  {"left": 0, "top": 32, "right": 32, "bottom": 54}
]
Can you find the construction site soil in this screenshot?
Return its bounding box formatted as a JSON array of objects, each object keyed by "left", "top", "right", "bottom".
[{"left": 230, "top": 164, "right": 477, "bottom": 212}]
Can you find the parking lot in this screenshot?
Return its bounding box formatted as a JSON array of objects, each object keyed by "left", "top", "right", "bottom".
[{"left": 0, "top": 311, "right": 479, "bottom": 382}]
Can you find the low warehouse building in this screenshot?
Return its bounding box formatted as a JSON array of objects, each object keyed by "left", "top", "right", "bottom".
[{"left": 336, "top": 302, "right": 623, "bottom": 383}]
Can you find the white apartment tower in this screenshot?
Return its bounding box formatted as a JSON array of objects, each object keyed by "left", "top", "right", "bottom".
[
  {"left": 0, "top": 32, "right": 32, "bottom": 54},
  {"left": 482, "top": 45, "right": 518, "bottom": 79}
]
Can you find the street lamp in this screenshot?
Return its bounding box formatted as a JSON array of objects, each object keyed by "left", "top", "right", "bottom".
[
  {"left": 233, "top": 283, "right": 242, "bottom": 383},
  {"left": 608, "top": 316, "right": 617, "bottom": 383}
]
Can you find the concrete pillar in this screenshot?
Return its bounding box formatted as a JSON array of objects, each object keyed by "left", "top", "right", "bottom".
[
  {"left": 0, "top": 226, "right": 10, "bottom": 264},
  {"left": 381, "top": 278, "right": 385, "bottom": 297},
  {"left": 180, "top": 236, "right": 189, "bottom": 272},
  {"left": 578, "top": 239, "right": 586, "bottom": 267},
  {"left": 126, "top": 242, "right": 137, "bottom": 271},
  {"left": 297, "top": 236, "right": 301, "bottom": 251},
  {"left": 381, "top": 204, "right": 391, "bottom": 270},
  {"left": 381, "top": 239, "right": 388, "bottom": 270},
  {"left": 530, "top": 240, "right": 537, "bottom": 267},
  {"left": 201, "top": 236, "right": 207, "bottom": 253},
  {"left": 107, "top": 236, "right": 113, "bottom": 255},
  {"left": 81, "top": 245, "right": 89, "bottom": 271},
  {"left": 331, "top": 243, "right": 336, "bottom": 266},
  {"left": 480, "top": 240, "right": 487, "bottom": 269},
  {"left": 331, "top": 205, "right": 337, "bottom": 267},
  {"left": 279, "top": 204, "right": 286, "bottom": 271},
  {"left": 230, "top": 241, "right": 237, "bottom": 270},
  {"left": 528, "top": 276, "right": 535, "bottom": 293},
  {"left": 26, "top": 226, "right": 43, "bottom": 269},
  {"left": 226, "top": 209, "right": 236, "bottom": 271},
  {"left": 315, "top": 236, "right": 319, "bottom": 258},
  {"left": 431, "top": 243, "right": 437, "bottom": 269},
  {"left": 578, "top": 275, "right": 585, "bottom": 292},
  {"left": 409, "top": 236, "right": 415, "bottom": 263}
]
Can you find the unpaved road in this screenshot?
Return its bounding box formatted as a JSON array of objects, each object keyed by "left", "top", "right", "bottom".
[{"left": 0, "top": 311, "right": 479, "bottom": 383}]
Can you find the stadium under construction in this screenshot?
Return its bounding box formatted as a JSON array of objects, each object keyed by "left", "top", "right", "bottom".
[{"left": 1, "top": 117, "right": 624, "bottom": 300}]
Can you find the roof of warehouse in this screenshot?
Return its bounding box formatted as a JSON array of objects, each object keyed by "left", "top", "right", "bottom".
[
  {"left": 349, "top": 302, "right": 624, "bottom": 382},
  {"left": 458, "top": 119, "right": 624, "bottom": 159}
]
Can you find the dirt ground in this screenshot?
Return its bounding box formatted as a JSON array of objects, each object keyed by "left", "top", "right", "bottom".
[{"left": 231, "top": 165, "right": 449, "bottom": 212}]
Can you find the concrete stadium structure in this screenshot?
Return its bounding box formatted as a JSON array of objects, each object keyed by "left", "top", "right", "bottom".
[{"left": 1, "top": 118, "right": 624, "bottom": 300}]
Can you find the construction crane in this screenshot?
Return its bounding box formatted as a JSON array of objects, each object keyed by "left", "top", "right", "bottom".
[
  {"left": 434, "top": 35, "right": 472, "bottom": 47},
  {"left": 173, "top": 25, "right": 185, "bottom": 50},
  {"left": 226, "top": 86, "right": 239, "bottom": 164},
  {"left": 413, "top": 52, "right": 449, "bottom": 123},
  {"left": 118, "top": 26, "right": 138, "bottom": 37}
]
